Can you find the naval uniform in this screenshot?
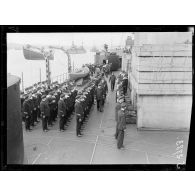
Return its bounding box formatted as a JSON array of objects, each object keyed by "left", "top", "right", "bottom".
[
  {"left": 28, "top": 98, "right": 34, "bottom": 127},
  {"left": 101, "top": 80, "right": 108, "bottom": 106},
  {"left": 117, "top": 110, "right": 126, "bottom": 149},
  {"left": 23, "top": 99, "right": 31, "bottom": 130},
  {"left": 58, "top": 98, "right": 66, "bottom": 130},
  {"left": 75, "top": 101, "right": 84, "bottom": 136},
  {"left": 32, "top": 96, "right": 39, "bottom": 123},
  {"left": 50, "top": 97, "right": 56, "bottom": 123},
  {"left": 122, "top": 78, "right": 128, "bottom": 95},
  {"left": 37, "top": 93, "right": 42, "bottom": 118},
  {"left": 47, "top": 97, "right": 53, "bottom": 126},
  {"left": 96, "top": 87, "right": 103, "bottom": 112},
  {"left": 40, "top": 99, "right": 50, "bottom": 131},
  {"left": 109, "top": 74, "right": 116, "bottom": 91}
]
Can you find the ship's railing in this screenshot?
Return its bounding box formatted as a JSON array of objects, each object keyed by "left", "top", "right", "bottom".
[
  {"left": 51, "top": 72, "right": 69, "bottom": 84},
  {"left": 22, "top": 72, "right": 69, "bottom": 92}
]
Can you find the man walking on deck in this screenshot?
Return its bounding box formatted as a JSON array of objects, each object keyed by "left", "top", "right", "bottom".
[
  {"left": 101, "top": 78, "right": 108, "bottom": 106},
  {"left": 117, "top": 103, "right": 126, "bottom": 149},
  {"left": 109, "top": 73, "right": 116, "bottom": 92}
]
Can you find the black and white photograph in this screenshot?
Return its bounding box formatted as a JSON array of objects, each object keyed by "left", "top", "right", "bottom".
[
  {"left": 4, "top": 29, "right": 193, "bottom": 166},
  {"left": 1, "top": 0, "right": 195, "bottom": 194}
]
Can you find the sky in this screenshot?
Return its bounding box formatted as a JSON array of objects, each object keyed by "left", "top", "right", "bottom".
[{"left": 7, "top": 32, "right": 134, "bottom": 48}]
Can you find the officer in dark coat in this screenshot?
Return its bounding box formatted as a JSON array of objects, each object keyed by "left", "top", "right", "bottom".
[
  {"left": 109, "top": 73, "right": 116, "bottom": 91},
  {"left": 115, "top": 97, "right": 123, "bottom": 139},
  {"left": 58, "top": 94, "right": 66, "bottom": 131},
  {"left": 40, "top": 95, "right": 50, "bottom": 132},
  {"left": 117, "top": 102, "right": 126, "bottom": 149},
  {"left": 75, "top": 97, "right": 84, "bottom": 137},
  {"left": 23, "top": 96, "right": 32, "bottom": 131}
]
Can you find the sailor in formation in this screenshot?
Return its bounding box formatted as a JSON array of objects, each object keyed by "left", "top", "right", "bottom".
[
  {"left": 20, "top": 73, "right": 102, "bottom": 135},
  {"left": 94, "top": 76, "right": 108, "bottom": 112},
  {"left": 22, "top": 96, "right": 31, "bottom": 131},
  {"left": 21, "top": 80, "right": 77, "bottom": 132},
  {"left": 114, "top": 70, "right": 129, "bottom": 149},
  {"left": 117, "top": 102, "right": 126, "bottom": 149},
  {"left": 115, "top": 96, "right": 124, "bottom": 139},
  {"left": 74, "top": 78, "right": 98, "bottom": 137},
  {"left": 58, "top": 94, "right": 66, "bottom": 131},
  {"left": 21, "top": 66, "right": 129, "bottom": 153},
  {"left": 115, "top": 71, "right": 128, "bottom": 103},
  {"left": 40, "top": 95, "right": 50, "bottom": 132}
]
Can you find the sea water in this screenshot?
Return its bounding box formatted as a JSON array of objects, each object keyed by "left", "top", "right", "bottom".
[{"left": 7, "top": 49, "right": 95, "bottom": 89}]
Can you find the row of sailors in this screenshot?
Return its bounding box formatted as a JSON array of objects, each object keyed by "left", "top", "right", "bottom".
[
  {"left": 41, "top": 89, "right": 77, "bottom": 132},
  {"left": 74, "top": 82, "right": 96, "bottom": 136},
  {"left": 57, "top": 74, "right": 104, "bottom": 136},
  {"left": 115, "top": 71, "right": 128, "bottom": 103},
  {"left": 115, "top": 97, "right": 127, "bottom": 150},
  {"left": 86, "top": 63, "right": 111, "bottom": 77},
  {"left": 74, "top": 74, "right": 106, "bottom": 136},
  {"left": 21, "top": 84, "right": 77, "bottom": 132},
  {"left": 23, "top": 80, "right": 76, "bottom": 97},
  {"left": 21, "top": 74, "right": 103, "bottom": 135},
  {"left": 114, "top": 71, "right": 129, "bottom": 149},
  {"left": 95, "top": 77, "right": 108, "bottom": 112}
]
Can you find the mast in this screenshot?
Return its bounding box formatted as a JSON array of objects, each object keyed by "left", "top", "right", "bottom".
[
  {"left": 45, "top": 55, "right": 51, "bottom": 85},
  {"left": 21, "top": 72, "right": 24, "bottom": 92},
  {"left": 49, "top": 45, "right": 72, "bottom": 74}
]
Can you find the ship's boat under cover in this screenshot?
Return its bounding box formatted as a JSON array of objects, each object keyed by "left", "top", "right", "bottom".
[{"left": 69, "top": 67, "right": 90, "bottom": 80}]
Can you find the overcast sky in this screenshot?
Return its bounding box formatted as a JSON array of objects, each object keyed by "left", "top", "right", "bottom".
[{"left": 7, "top": 32, "right": 133, "bottom": 48}]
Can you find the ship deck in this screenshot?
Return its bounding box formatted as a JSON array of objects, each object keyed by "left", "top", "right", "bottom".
[{"left": 23, "top": 73, "right": 189, "bottom": 165}]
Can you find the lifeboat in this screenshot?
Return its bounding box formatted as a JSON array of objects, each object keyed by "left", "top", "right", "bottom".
[{"left": 69, "top": 66, "right": 90, "bottom": 80}]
